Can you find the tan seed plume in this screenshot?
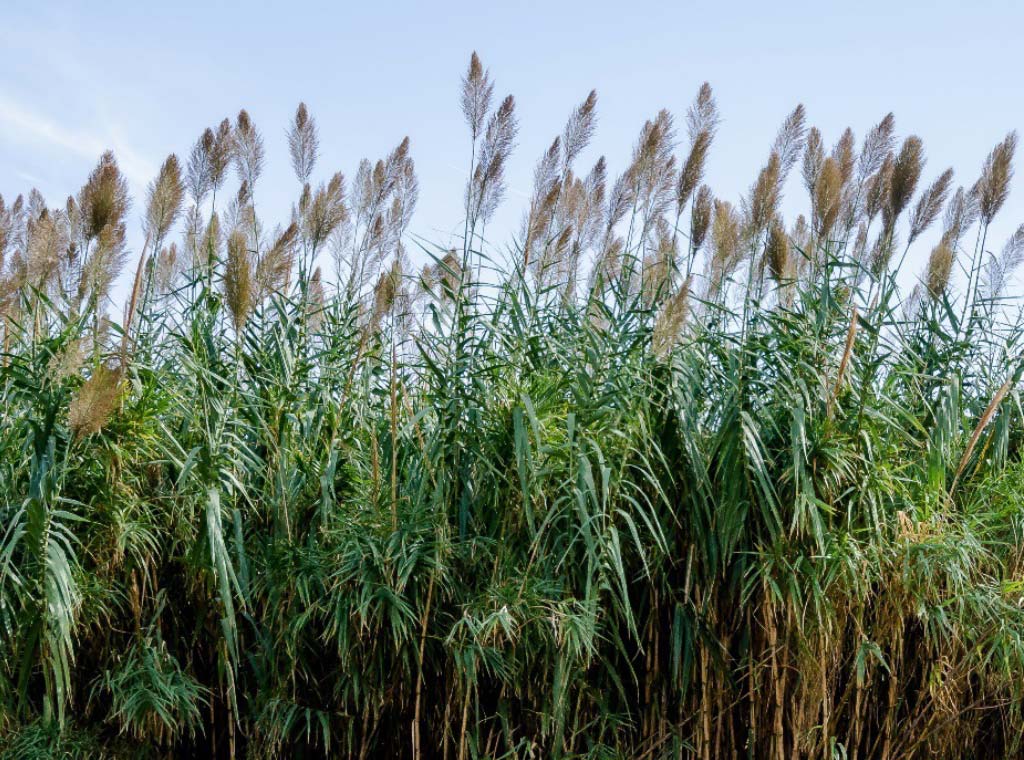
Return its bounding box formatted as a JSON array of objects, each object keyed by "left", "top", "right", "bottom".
[
  {"left": 975, "top": 131, "right": 1017, "bottom": 224},
  {"left": 224, "top": 229, "right": 254, "bottom": 330}
]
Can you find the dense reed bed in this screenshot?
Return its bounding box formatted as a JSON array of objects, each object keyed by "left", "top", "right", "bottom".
[{"left": 1, "top": 53, "right": 1024, "bottom": 758}]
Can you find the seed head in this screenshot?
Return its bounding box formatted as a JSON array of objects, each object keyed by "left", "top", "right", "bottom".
[
  {"left": 199, "top": 212, "right": 222, "bottom": 269},
  {"left": 942, "top": 186, "right": 980, "bottom": 250},
  {"left": 257, "top": 223, "right": 298, "bottom": 296},
  {"left": 470, "top": 94, "right": 518, "bottom": 226},
  {"left": 858, "top": 113, "right": 896, "bottom": 180},
  {"left": 749, "top": 152, "right": 781, "bottom": 232},
  {"left": 562, "top": 90, "right": 597, "bottom": 170},
  {"left": 234, "top": 109, "right": 265, "bottom": 187},
  {"left": 975, "top": 131, "right": 1017, "bottom": 224},
  {"left": 461, "top": 51, "right": 494, "bottom": 140},
  {"left": 709, "top": 199, "right": 741, "bottom": 290},
  {"left": 813, "top": 156, "right": 842, "bottom": 242},
  {"left": 209, "top": 118, "right": 234, "bottom": 193},
  {"left": 888, "top": 136, "right": 924, "bottom": 219},
  {"left": 302, "top": 172, "right": 347, "bottom": 253},
  {"left": 224, "top": 229, "right": 253, "bottom": 330},
  {"left": 832, "top": 128, "right": 855, "bottom": 186},
  {"left": 908, "top": 168, "right": 954, "bottom": 243},
  {"left": 288, "top": 102, "right": 320, "bottom": 184},
  {"left": 686, "top": 83, "right": 720, "bottom": 143},
  {"left": 689, "top": 185, "right": 713, "bottom": 252},
  {"left": 864, "top": 155, "right": 894, "bottom": 222},
  {"left": 983, "top": 223, "right": 1024, "bottom": 299},
  {"left": 69, "top": 364, "right": 123, "bottom": 439},
  {"left": 187, "top": 129, "right": 214, "bottom": 205},
  {"left": 925, "top": 241, "right": 954, "bottom": 300},
  {"left": 652, "top": 276, "right": 691, "bottom": 357},
  {"left": 79, "top": 151, "right": 130, "bottom": 242},
  {"left": 766, "top": 217, "right": 790, "bottom": 284},
  {"left": 155, "top": 242, "right": 180, "bottom": 293},
  {"left": 677, "top": 130, "right": 711, "bottom": 213},
  {"left": 145, "top": 154, "right": 185, "bottom": 245},
  {"left": 770, "top": 104, "right": 807, "bottom": 181},
  {"left": 802, "top": 127, "right": 824, "bottom": 196}
]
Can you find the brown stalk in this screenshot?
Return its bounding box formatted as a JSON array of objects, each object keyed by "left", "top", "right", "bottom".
[
  {"left": 120, "top": 231, "right": 152, "bottom": 366},
  {"left": 828, "top": 305, "right": 858, "bottom": 417},
  {"left": 948, "top": 374, "right": 1016, "bottom": 498}
]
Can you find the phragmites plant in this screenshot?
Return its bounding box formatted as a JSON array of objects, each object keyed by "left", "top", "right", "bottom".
[{"left": 1, "top": 51, "right": 1024, "bottom": 760}]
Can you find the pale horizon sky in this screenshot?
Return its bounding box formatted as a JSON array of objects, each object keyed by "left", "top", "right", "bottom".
[{"left": 2, "top": 0, "right": 1023, "bottom": 301}]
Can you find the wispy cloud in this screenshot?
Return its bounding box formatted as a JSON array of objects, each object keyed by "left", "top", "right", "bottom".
[{"left": 0, "top": 93, "right": 155, "bottom": 190}]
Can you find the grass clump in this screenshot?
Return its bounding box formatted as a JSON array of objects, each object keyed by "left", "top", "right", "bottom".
[{"left": 1, "top": 52, "right": 1024, "bottom": 759}]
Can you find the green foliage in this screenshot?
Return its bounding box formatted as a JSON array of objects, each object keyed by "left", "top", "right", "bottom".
[{"left": 1, "top": 57, "right": 1023, "bottom": 759}]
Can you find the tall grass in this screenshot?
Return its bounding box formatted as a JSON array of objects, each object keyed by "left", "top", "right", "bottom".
[{"left": 1, "top": 53, "right": 1023, "bottom": 759}]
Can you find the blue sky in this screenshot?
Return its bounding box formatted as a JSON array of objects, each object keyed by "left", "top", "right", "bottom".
[{"left": 2, "top": 1, "right": 1022, "bottom": 298}]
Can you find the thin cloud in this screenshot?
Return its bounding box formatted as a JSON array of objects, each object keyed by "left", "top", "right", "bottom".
[{"left": 0, "top": 93, "right": 155, "bottom": 190}]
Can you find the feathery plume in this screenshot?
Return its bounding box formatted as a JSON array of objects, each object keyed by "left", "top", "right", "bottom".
[
  {"left": 642, "top": 217, "right": 676, "bottom": 305},
  {"left": 426, "top": 249, "right": 463, "bottom": 300},
  {"left": 942, "top": 187, "right": 980, "bottom": 250},
  {"left": 198, "top": 212, "right": 222, "bottom": 269},
  {"left": 302, "top": 172, "right": 347, "bottom": 253},
  {"left": 69, "top": 364, "right": 123, "bottom": 439},
  {"left": 522, "top": 137, "right": 563, "bottom": 269},
  {"left": 686, "top": 83, "right": 720, "bottom": 143},
  {"left": 888, "top": 136, "right": 925, "bottom": 220},
  {"left": 26, "top": 207, "right": 65, "bottom": 291},
  {"left": 224, "top": 229, "right": 254, "bottom": 330},
  {"left": 154, "top": 243, "right": 180, "bottom": 293},
  {"left": 234, "top": 109, "right": 265, "bottom": 188},
  {"left": 864, "top": 155, "right": 894, "bottom": 222},
  {"left": 288, "top": 102, "right": 320, "bottom": 185},
  {"left": 851, "top": 220, "right": 869, "bottom": 266},
  {"left": 925, "top": 241, "right": 954, "bottom": 299},
  {"left": 187, "top": 129, "right": 214, "bottom": 205},
  {"left": 79, "top": 151, "right": 130, "bottom": 242},
  {"left": 749, "top": 152, "right": 781, "bottom": 233},
  {"left": 562, "top": 90, "right": 597, "bottom": 170},
  {"left": 813, "top": 156, "right": 843, "bottom": 242},
  {"left": 975, "top": 131, "right": 1017, "bottom": 224},
  {"left": 307, "top": 266, "right": 325, "bottom": 330},
  {"left": 802, "top": 127, "right": 824, "bottom": 196},
  {"left": 677, "top": 130, "right": 712, "bottom": 213},
  {"left": 371, "top": 257, "right": 402, "bottom": 330},
  {"left": 579, "top": 157, "right": 607, "bottom": 245},
  {"left": 257, "top": 223, "right": 298, "bottom": 297},
  {"left": 209, "top": 118, "right": 234, "bottom": 197},
  {"left": 469, "top": 95, "right": 518, "bottom": 227},
  {"left": 145, "top": 155, "right": 185, "bottom": 246},
  {"left": 460, "top": 52, "right": 494, "bottom": 140},
  {"left": 81, "top": 223, "right": 127, "bottom": 308},
  {"left": 832, "top": 128, "right": 855, "bottom": 186},
  {"left": 689, "top": 185, "right": 713, "bottom": 253},
  {"left": 631, "top": 110, "right": 677, "bottom": 214},
  {"left": 0, "top": 194, "right": 9, "bottom": 267},
  {"left": 766, "top": 217, "right": 790, "bottom": 284},
  {"left": 858, "top": 113, "right": 896, "bottom": 180},
  {"left": 770, "top": 104, "right": 807, "bottom": 179},
  {"left": 983, "top": 223, "right": 1024, "bottom": 299},
  {"left": 652, "top": 276, "right": 691, "bottom": 357},
  {"left": 48, "top": 336, "right": 86, "bottom": 382},
  {"left": 908, "top": 168, "right": 954, "bottom": 243},
  {"left": 709, "top": 199, "right": 741, "bottom": 293}
]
